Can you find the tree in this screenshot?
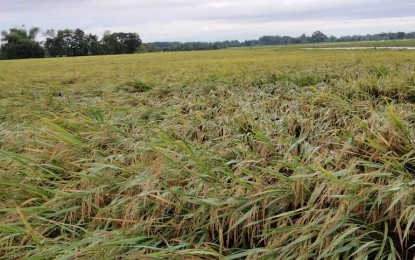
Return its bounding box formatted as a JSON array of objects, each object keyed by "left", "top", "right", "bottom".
[
  {"left": 137, "top": 43, "right": 156, "bottom": 53},
  {"left": 101, "top": 33, "right": 123, "bottom": 54},
  {"left": 396, "top": 32, "right": 406, "bottom": 40},
  {"left": 45, "top": 29, "right": 72, "bottom": 56},
  {"left": 1, "top": 27, "right": 44, "bottom": 59},
  {"left": 311, "top": 31, "right": 328, "bottom": 43},
  {"left": 72, "top": 28, "right": 89, "bottom": 56},
  {"left": 45, "top": 28, "right": 94, "bottom": 57},
  {"left": 85, "top": 34, "right": 102, "bottom": 55},
  {"left": 101, "top": 32, "right": 142, "bottom": 54}
]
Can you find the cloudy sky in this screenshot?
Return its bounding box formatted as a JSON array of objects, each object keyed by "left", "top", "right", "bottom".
[{"left": 1, "top": 0, "right": 414, "bottom": 42}]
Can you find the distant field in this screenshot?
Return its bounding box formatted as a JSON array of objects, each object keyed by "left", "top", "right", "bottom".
[
  {"left": 310, "top": 39, "right": 415, "bottom": 48},
  {"left": 240, "top": 39, "right": 415, "bottom": 50},
  {"left": 1, "top": 47, "right": 415, "bottom": 259}
]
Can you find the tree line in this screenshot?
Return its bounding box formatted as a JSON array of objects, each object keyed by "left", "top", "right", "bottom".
[
  {"left": 1, "top": 26, "right": 415, "bottom": 59},
  {"left": 0, "top": 27, "right": 142, "bottom": 59},
  {"left": 255, "top": 31, "right": 415, "bottom": 46},
  {"left": 141, "top": 31, "right": 415, "bottom": 52}
]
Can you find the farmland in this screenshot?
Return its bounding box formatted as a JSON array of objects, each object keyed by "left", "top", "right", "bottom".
[
  {"left": 1, "top": 46, "right": 415, "bottom": 259},
  {"left": 310, "top": 39, "right": 415, "bottom": 48}
]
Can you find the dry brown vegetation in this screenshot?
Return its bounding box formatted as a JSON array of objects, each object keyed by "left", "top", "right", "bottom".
[{"left": 1, "top": 47, "right": 415, "bottom": 259}]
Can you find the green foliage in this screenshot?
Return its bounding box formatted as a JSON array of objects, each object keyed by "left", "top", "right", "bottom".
[
  {"left": 137, "top": 43, "right": 157, "bottom": 53},
  {"left": 2, "top": 25, "right": 415, "bottom": 59},
  {"left": 101, "top": 32, "right": 142, "bottom": 54},
  {"left": 118, "top": 80, "right": 153, "bottom": 93},
  {"left": 0, "top": 27, "right": 44, "bottom": 59},
  {"left": 311, "top": 30, "right": 328, "bottom": 43},
  {"left": 291, "top": 74, "right": 323, "bottom": 86},
  {"left": 369, "top": 65, "right": 389, "bottom": 78},
  {"left": 44, "top": 30, "right": 142, "bottom": 57},
  {"left": 45, "top": 28, "right": 102, "bottom": 57}
]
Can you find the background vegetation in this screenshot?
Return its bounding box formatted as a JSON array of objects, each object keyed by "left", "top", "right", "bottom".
[
  {"left": 1, "top": 26, "right": 415, "bottom": 59},
  {"left": 1, "top": 27, "right": 142, "bottom": 59},
  {"left": 1, "top": 46, "right": 415, "bottom": 258}
]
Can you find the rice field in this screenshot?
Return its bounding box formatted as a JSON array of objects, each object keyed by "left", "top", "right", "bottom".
[
  {"left": 316, "top": 39, "right": 415, "bottom": 48},
  {"left": 1, "top": 47, "right": 415, "bottom": 259}
]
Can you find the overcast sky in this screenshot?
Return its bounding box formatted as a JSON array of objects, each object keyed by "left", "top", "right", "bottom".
[{"left": 1, "top": 0, "right": 415, "bottom": 42}]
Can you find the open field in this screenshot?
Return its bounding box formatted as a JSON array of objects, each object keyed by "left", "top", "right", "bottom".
[
  {"left": 315, "top": 39, "right": 415, "bottom": 48},
  {"left": 1, "top": 47, "right": 415, "bottom": 259},
  {"left": 246, "top": 39, "right": 415, "bottom": 50}
]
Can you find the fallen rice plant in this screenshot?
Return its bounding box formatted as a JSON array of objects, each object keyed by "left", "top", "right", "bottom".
[{"left": 1, "top": 47, "right": 415, "bottom": 259}]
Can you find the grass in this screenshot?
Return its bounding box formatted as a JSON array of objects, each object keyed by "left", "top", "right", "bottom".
[{"left": 1, "top": 46, "right": 415, "bottom": 259}]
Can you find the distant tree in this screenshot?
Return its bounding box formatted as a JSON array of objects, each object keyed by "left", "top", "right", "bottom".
[
  {"left": 85, "top": 34, "right": 102, "bottom": 55},
  {"left": 183, "top": 43, "right": 194, "bottom": 51},
  {"left": 243, "top": 40, "right": 259, "bottom": 46},
  {"left": 378, "top": 32, "right": 388, "bottom": 40},
  {"left": 137, "top": 43, "right": 156, "bottom": 53},
  {"left": 72, "top": 28, "right": 89, "bottom": 56},
  {"left": 405, "top": 32, "right": 415, "bottom": 39},
  {"left": 396, "top": 32, "right": 406, "bottom": 39},
  {"left": 120, "top": 33, "right": 142, "bottom": 53},
  {"left": 45, "top": 29, "right": 73, "bottom": 56},
  {"left": 222, "top": 40, "right": 241, "bottom": 48},
  {"left": 101, "top": 33, "right": 123, "bottom": 54},
  {"left": 259, "top": 36, "right": 274, "bottom": 45},
  {"left": 101, "top": 32, "right": 142, "bottom": 54},
  {"left": 45, "top": 28, "right": 99, "bottom": 57},
  {"left": 193, "top": 42, "right": 207, "bottom": 50},
  {"left": 0, "top": 27, "right": 44, "bottom": 59},
  {"left": 311, "top": 31, "right": 328, "bottom": 43},
  {"left": 212, "top": 41, "right": 224, "bottom": 49}
]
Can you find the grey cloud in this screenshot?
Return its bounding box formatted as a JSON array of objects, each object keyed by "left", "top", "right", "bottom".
[
  {"left": 182, "top": 0, "right": 415, "bottom": 22},
  {"left": 0, "top": 0, "right": 414, "bottom": 42}
]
